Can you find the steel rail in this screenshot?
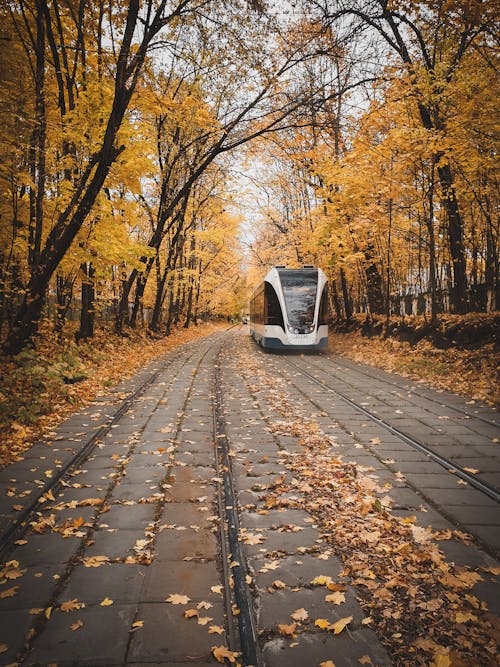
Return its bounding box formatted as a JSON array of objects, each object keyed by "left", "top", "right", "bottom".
[
  {"left": 214, "top": 352, "right": 262, "bottom": 667},
  {"left": 284, "top": 356, "right": 500, "bottom": 505}
]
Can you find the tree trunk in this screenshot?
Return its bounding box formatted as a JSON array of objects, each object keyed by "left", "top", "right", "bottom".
[
  {"left": 339, "top": 268, "right": 352, "bottom": 322},
  {"left": 436, "top": 163, "right": 468, "bottom": 313},
  {"left": 78, "top": 262, "right": 95, "bottom": 340},
  {"left": 331, "top": 279, "right": 342, "bottom": 321}
]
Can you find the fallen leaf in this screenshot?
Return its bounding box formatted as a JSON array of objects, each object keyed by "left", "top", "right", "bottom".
[
  {"left": 212, "top": 645, "right": 240, "bottom": 664},
  {"left": 0, "top": 586, "right": 18, "bottom": 599},
  {"left": 70, "top": 620, "right": 84, "bottom": 631},
  {"left": 129, "top": 620, "right": 144, "bottom": 632},
  {"left": 197, "top": 600, "right": 213, "bottom": 610},
  {"left": 197, "top": 616, "right": 213, "bottom": 626},
  {"left": 242, "top": 533, "right": 264, "bottom": 545},
  {"left": 330, "top": 615, "right": 353, "bottom": 635},
  {"left": 0, "top": 644, "right": 7, "bottom": 654},
  {"left": 208, "top": 625, "right": 225, "bottom": 634},
  {"left": 60, "top": 599, "right": 85, "bottom": 612},
  {"left": 290, "top": 608, "right": 309, "bottom": 622},
  {"left": 82, "top": 555, "right": 109, "bottom": 568},
  {"left": 272, "top": 580, "right": 286, "bottom": 589},
  {"left": 277, "top": 623, "right": 297, "bottom": 637},
  {"left": 325, "top": 591, "right": 345, "bottom": 605},
  {"left": 430, "top": 652, "right": 451, "bottom": 667},
  {"left": 211, "top": 585, "right": 223, "bottom": 595},
  {"left": 100, "top": 597, "right": 113, "bottom": 606},
  {"left": 310, "top": 575, "right": 333, "bottom": 586},
  {"left": 315, "top": 618, "right": 331, "bottom": 629},
  {"left": 320, "top": 661, "right": 337, "bottom": 667},
  {"left": 166, "top": 593, "right": 190, "bottom": 604}
]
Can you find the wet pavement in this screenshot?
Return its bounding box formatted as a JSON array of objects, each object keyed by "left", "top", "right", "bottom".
[{"left": 0, "top": 327, "right": 499, "bottom": 666}]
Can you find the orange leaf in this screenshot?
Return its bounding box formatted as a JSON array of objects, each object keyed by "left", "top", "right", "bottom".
[
  {"left": 212, "top": 645, "right": 240, "bottom": 664},
  {"left": 277, "top": 623, "right": 297, "bottom": 637}
]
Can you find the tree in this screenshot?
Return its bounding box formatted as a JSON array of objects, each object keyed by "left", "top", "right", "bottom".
[
  {"left": 3, "top": 0, "right": 206, "bottom": 354},
  {"left": 315, "top": 0, "right": 498, "bottom": 312}
]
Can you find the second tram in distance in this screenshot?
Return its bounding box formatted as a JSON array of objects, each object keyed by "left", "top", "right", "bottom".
[{"left": 249, "top": 266, "right": 328, "bottom": 350}]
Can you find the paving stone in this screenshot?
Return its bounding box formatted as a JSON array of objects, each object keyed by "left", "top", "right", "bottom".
[
  {"left": 257, "top": 587, "right": 365, "bottom": 629},
  {"left": 62, "top": 563, "right": 147, "bottom": 605},
  {"left": 8, "top": 533, "right": 81, "bottom": 567},
  {"left": 165, "top": 480, "right": 212, "bottom": 504},
  {"left": 384, "top": 487, "right": 425, "bottom": 508},
  {"left": 85, "top": 529, "right": 145, "bottom": 559},
  {"left": 127, "top": 602, "right": 224, "bottom": 663},
  {"left": 160, "top": 502, "right": 214, "bottom": 528},
  {"left": 154, "top": 528, "right": 218, "bottom": 561},
  {"left": 27, "top": 604, "right": 136, "bottom": 664},
  {"left": 262, "top": 628, "right": 393, "bottom": 666},
  {"left": 0, "top": 609, "right": 37, "bottom": 663},
  {"left": 0, "top": 564, "right": 62, "bottom": 611},
  {"left": 142, "top": 561, "right": 220, "bottom": 601}
]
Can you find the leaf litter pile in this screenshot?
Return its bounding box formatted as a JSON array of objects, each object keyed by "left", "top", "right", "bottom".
[{"left": 235, "top": 347, "right": 499, "bottom": 667}]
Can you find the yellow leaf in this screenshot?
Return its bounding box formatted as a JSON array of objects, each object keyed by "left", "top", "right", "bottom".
[
  {"left": 166, "top": 593, "right": 190, "bottom": 604},
  {"left": 315, "top": 618, "right": 331, "bottom": 629},
  {"left": 320, "top": 661, "right": 336, "bottom": 667},
  {"left": 100, "top": 597, "right": 113, "bottom": 606},
  {"left": 70, "top": 620, "right": 84, "bottom": 631},
  {"left": 455, "top": 611, "right": 477, "bottom": 623},
  {"left": 430, "top": 652, "right": 451, "bottom": 667},
  {"left": 212, "top": 645, "right": 240, "bottom": 664},
  {"left": 129, "top": 620, "right": 144, "bottom": 632},
  {"left": 359, "top": 657, "right": 373, "bottom": 665},
  {"left": 0, "top": 643, "right": 7, "bottom": 654},
  {"left": 184, "top": 609, "right": 199, "bottom": 619},
  {"left": 211, "top": 585, "right": 223, "bottom": 595},
  {"left": 330, "top": 615, "right": 353, "bottom": 635},
  {"left": 325, "top": 592, "right": 345, "bottom": 605},
  {"left": 272, "top": 580, "right": 286, "bottom": 589},
  {"left": 208, "top": 625, "right": 225, "bottom": 635},
  {"left": 45, "top": 606, "right": 52, "bottom": 619},
  {"left": 310, "top": 575, "right": 332, "bottom": 586}
]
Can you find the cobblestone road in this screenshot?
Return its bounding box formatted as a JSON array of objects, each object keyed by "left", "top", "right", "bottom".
[{"left": 0, "top": 327, "right": 498, "bottom": 666}]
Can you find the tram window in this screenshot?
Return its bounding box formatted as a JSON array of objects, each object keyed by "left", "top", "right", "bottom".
[
  {"left": 319, "top": 285, "right": 329, "bottom": 325},
  {"left": 265, "top": 282, "right": 284, "bottom": 329},
  {"left": 279, "top": 270, "right": 318, "bottom": 327}
]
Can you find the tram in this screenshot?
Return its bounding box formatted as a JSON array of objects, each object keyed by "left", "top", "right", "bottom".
[{"left": 249, "top": 266, "right": 328, "bottom": 350}]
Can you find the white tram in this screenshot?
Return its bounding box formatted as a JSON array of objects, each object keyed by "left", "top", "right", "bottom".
[{"left": 249, "top": 266, "right": 328, "bottom": 350}]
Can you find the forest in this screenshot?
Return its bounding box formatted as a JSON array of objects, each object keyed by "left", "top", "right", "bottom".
[{"left": 0, "top": 0, "right": 498, "bottom": 352}]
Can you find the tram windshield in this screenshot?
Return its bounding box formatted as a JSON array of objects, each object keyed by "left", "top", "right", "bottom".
[{"left": 278, "top": 269, "right": 318, "bottom": 328}]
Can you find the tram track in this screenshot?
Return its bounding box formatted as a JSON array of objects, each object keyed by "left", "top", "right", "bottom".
[
  {"left": 276, "top": 354, "right": 500, "bottom": 506},
  {"left": 0, "top": 352, "right": 191, "bottom": 563},
  {"left": 322, "top": 352, "right": 499, "bottom": 428},
  {"left": 1, "top": 328, "right": 261, "bottom": 665},
  {"left": 213, "top": 347, "right": 262, "bottom": 667}
]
